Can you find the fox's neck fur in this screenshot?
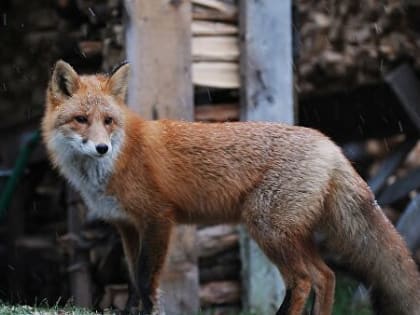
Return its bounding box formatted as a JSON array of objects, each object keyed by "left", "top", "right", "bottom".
[{"left": 49, "top": 128, "right": 127, "bottom": 221}]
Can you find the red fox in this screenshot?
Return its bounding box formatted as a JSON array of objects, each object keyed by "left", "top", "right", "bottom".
[{"left": 42, "top": 60, "right": 420, "bottom": 315}]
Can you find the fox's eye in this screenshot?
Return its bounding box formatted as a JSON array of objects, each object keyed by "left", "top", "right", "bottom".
[
  {"left": 74, "top": 115, "right": 88, "bottom": 124},
  {"left": 104, "top": 117, "right": 113, "bottom": 125}
]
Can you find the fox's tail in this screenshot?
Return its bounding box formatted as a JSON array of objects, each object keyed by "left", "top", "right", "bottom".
[{"left": 325, "top": 163, "right": 420, "bottom": 315}]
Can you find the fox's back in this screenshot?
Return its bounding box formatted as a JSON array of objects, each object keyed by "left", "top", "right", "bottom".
[{"left": 138, "top": 120, "right": 343, "bottom": 223}]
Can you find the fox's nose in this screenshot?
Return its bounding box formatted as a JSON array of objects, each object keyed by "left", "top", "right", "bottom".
[{"left": 96, "top": 143, "right": 109, "bottom": 155}]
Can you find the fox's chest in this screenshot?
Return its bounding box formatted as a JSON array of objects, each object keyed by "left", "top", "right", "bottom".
[
  {"left": 61, "top": 157, "right": 129, "bottom": 222},
  {"left": 80, "top": 189, "right": 127, "bottom": 221}
]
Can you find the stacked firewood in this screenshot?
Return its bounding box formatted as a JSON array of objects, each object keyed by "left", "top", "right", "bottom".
[
  {"left": 191, "top": 0, "right": 239, "bottom": 89},
  {"left": 192, "top": 0, "right": 241, "bottom": 125},
  {"left": 198, "top": 225, "right": 242, "bottom": 314},
  {"left": 297, "top": 0, "right": 420, "bottom": 94},
  {"left": 190, "top": 2, "right": 243, "bottom": 313}
]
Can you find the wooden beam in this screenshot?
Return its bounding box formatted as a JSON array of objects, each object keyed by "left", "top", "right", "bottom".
[
  {"left": 125, "top": 1, "right": 199, "bottom": 314},
  {"left": 126, "top": 0, "right": 194, "bottom": 121},
  {"left": 239, "top": 0, "right": 293, "bottom": 313},
  {"left": 239, "top": 0, "right": 294, "bottom": 122}
]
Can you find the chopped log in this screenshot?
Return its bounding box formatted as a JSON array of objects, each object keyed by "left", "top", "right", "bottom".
[
  {"left": 192, "top": 21, "right": 238, "bottom": 36},
  {"left": 192, "top": 0, "right": 237, "bottom": 17},
  {"left": 195, "top": 104, "right": 240, "bottom": 122},
  {"left": 198, "top": 225, "right": 239, "bottom": 258},
  {"left": 100, "top": 284, "right": 129, "bottom": 311},
  {"left": 200, "top": 261, "right": 240, "bottom": 283},
  {"left": 193, "top": 62, "right": 240, "bottom": 88},
  {"left": 200, "top": 248, "right": 240, "bottom": 268},
  {"left": 200, "top": 281, "right": 241, "bottom": 306},
  {"left": 193, "top": 36, "right": 239, "bottom": 61},
  {"left": 78, "top": 40, "right": 102, "bottom": 58},
  {"left": 193, "top": 8, "right": 236, "bottom": 21}
]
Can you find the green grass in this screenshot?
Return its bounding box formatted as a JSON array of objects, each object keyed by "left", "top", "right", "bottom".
[
  {"left": 0, "top": 304, "right": 96, "bottom": 315},
  {"left": 330, "top": 273, "right": 373, "bottom": 315},
  {"left": 0, "top": 274, "right": 373, "bottom": 314}
]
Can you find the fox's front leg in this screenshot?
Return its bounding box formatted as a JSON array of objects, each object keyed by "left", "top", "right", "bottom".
[
  {"left": 117, "top": 219, "right": 173, "bottom": 315},
  {"left": 115, "top": 222, "right": 142, "bottom": 312}
]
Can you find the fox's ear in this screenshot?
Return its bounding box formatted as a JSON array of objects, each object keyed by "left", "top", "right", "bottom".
[
  {"left": 50, "top": 60, "right": 80, "bottom": 98},
  {"left": 107, "top": 62, "right": 130, "bottom": 102}
]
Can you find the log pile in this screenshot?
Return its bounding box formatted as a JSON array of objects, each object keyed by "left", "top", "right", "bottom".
[
  {"left": 191, "top": 0, "right": 240, "bottom": 89},
  {"left": 297, "top": 0, "right": 420, "bottom": 94},
  {"left": 191, "top": 3, "right": 242, "bottom": 312},
  {"left": 197, "top": 225, "right": 242, "bottom": 314},
  {"left": 0, "top": 0, "right": 125, "bottom": 129}
]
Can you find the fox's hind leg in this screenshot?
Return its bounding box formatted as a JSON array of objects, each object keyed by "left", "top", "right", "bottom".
[
  {"left": 241, "top": 185, "right": 335, "bottom": 314},
  {"left": 275, "top": 258, "right": 312, "bottom": 315},
  {"left": 242, "top": 211, "right": 313, "bottom": 313},
  {"left": 307, "top": 247, "right": 335, "bottom": 315}
]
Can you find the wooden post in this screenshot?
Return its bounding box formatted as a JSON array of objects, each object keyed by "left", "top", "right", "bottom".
[
  {"left": 239, "top": 0, "right": 293, "bottom": 313},
  {"left": 124, "top": 1, "right": 199, "bottom": 314},
  {"left": 66, "top": 186, "right": 92, "bottom": 308}
]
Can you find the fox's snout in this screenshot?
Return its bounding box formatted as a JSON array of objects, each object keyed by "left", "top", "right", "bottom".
[
  {"left": 79, "top": 135, "right": 113, "bottom": 157},
  {"left": 96, "top": 143, "right": 109, "bottom": 155}
]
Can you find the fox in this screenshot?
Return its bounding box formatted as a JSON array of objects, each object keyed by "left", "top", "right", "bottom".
[{"left": 42, "top": 60, "right": 420, "bottom": 315}]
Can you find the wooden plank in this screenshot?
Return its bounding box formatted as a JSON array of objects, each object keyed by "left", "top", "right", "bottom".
[
  {"left": 126, "top": 0, "right": 194, "bottom": 121},
  {"left": 192, "top": 21, "right": 238, "bottom": 36},
  {"left": 125, "top": 1, "right": 199, "bottom": 314},
  {"left": 368, "top": 139, "right": 417, "bottom": 195},
  {"left": 193, "top": 36, "right": 239, "bottom": 61},
  {"left": 193, "top": 62, "right": 239, "bottom": 88},
  {"left": 195, "top": 104, "right": 239, "bottom": 122},
  {"left": 239, "top": 0, "right": 293, "bottom": 313}
]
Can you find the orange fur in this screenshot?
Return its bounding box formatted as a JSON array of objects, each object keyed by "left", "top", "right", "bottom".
[{"left": 42, "top": 61, "right": 420, "bottom": 315}]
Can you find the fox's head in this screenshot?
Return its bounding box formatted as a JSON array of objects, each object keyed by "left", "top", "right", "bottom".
[{"left": 42, "top": 60, "right": 130, "bottom": 166}]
